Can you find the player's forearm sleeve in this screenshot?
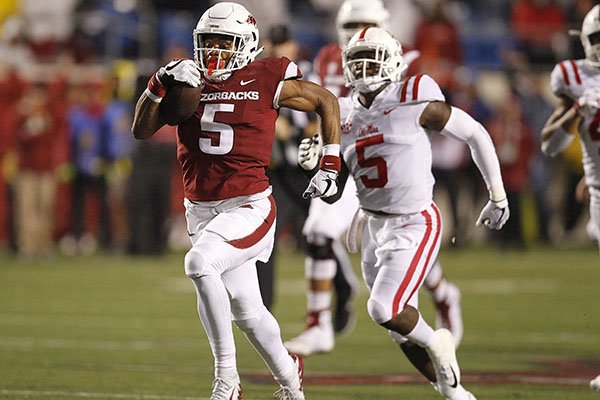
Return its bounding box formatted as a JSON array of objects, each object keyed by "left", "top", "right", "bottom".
[
  {"left": 440, "top": 106, "right": 505, "bottom": 200},
  {"left": 541, "top": 127, "right": 575, "bottom": 157}
]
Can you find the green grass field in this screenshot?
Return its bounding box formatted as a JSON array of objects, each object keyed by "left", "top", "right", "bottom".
[{"left": 1, "top": 245, "right": 599, "bottom": 399}]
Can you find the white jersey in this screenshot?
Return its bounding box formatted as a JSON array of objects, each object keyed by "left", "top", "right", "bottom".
[
  {"left": 339, "top": 74, "right": 445, "bottom": 214},
  {"left": 550, "top": 59, "right": 600, "bottom": 187}
]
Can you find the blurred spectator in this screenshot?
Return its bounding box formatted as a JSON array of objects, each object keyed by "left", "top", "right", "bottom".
[
  {"left": 511, "top": 68, "right": 555, "bottom": 243},
  {"left": 487, "top": 94, "right": 535, "bottom": 248},
  {"left": 443, "top": 69, "right": 494, "bottom": 245},
  {"left": 413, "top": 0, "right": 462, "bottom": 91},
  {"left": 127, "top": 44, "right": 185, "bottom": 255},
  {"left": 103, "top": 62, "right": 136, "bottom": 252},
  {"left": 13, "top": 82, "right": 61, "bottom": 259},
  {"left": 61, "top": 82, "right": 110, "bottom": 255},
  {"left": 19, "top": 0, "right": 78, "bottom": 62},
  {"left": 510, "top": 0, "right": 568, "bottom": 67},
  {"left": 0, "top": 63, "right": 24, "bottom": 250},
  {"left": 431, "top": 133, "right": 469, "bottom": 246}
]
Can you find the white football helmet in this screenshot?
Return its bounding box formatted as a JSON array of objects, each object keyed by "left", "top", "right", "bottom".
[
  {"left": 342, "top": 27, "right": 407, "bottom": 93},
  {"left": 581, "top": 5, "right": 600, "bottom": 67},
  {"left": 193, "top": 2, "right": 264, "bottom": 81},
  {"left": 335, "top": 0, "right": 390, "bottom": 47}
]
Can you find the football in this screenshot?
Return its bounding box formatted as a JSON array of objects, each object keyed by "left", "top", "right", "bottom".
[{"left": 159, "top": 84, "right": 201, "bottom": 126}]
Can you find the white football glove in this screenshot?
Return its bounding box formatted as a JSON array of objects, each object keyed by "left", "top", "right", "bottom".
[
  {"left": 298, "top": 132, "right": 323, "bottom": 171},
  {"left": 157, "top": 59, "right": 202, "bottom": 88},
  {"left": 302, "top": 169, "right": 339, "bottom": 199},
  {"left": 476, "top": 198, "right": 510, "bottom": 230}
]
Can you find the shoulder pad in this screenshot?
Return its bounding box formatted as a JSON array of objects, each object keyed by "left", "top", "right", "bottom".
[
  {"left": 550, "top": 60, "right": 583, "bottom": 98},
  {"left": 398, "top": 74, "right": 445, "bottom": 104},
  {"left": 261, "top": 57, "right": 303, "bottom": 81}
]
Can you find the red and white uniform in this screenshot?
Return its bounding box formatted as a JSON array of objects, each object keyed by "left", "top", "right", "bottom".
[
  {"left": 550, "top": 59, "right": 600, "bottom": 245},
  {"left": 339, "top": 74, "right": 445, "bottom": 323},
  {"left": 181, "top": 57, "right": 303, "bottom": 278},
  {"left": 178, "top": 57, "right": 302, "bottom": 201}
]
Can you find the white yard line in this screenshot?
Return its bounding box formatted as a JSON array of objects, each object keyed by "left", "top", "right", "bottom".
[
  {"left": 0, "top": 337, "right": 198, "bottom": 351},
  {"left": 0, "top": 390, "right": 206, "bottom": 400}
]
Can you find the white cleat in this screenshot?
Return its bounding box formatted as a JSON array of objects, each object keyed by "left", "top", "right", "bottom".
[
  {"left": 434, "top": 283, "right": 463, "bottom": 348},
  {"left": 591, "top": 375, "right": 600, "bottom": 391},
  {"left": 284, "top": 324, "right": 334, "bottom": 356},
  {"left": 273, "top": 354, "right": 305, "bottom": 400},
  {"left": 210, "top": 377, "right": 242, "bottom": 400},
  {"left": 432, "top": 383, "right": 476, "bottom": 400},
  {"left": 426, "top": 329, "right": 461, "bottom": 399}
]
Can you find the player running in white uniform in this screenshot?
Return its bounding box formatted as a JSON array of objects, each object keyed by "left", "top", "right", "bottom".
[
  {"left": 539, "top": 6, "right": 600, "bottom": 391},
  {"left": 284, "top": 0, "right": 464, "bottom": 358},
  {"left": 541, "top": 4, "right": 600, "bottom": 252},
  {"left": 299, "top": 27, "right": 509, "bottom": 400}
]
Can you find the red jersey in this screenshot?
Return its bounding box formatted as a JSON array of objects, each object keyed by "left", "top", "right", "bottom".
[
  {"left": 177, "top": 57, "right": 302, "bottom": 201},
  {"left": 312, "top": 43, "right": 350, "bottom": 98}
]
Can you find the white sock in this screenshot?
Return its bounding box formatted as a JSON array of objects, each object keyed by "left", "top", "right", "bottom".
[
  {"left": 305, "top": 258, "right": 336, "bottom": 312},
  {"left": 405, "top": 314, "right": 435, "bottom": 348},
  {"left": 307, "top": 291, "right": 332, "bottom": 312}
]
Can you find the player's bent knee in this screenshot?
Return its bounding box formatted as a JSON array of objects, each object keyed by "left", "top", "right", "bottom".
[
  {"left": 184, "top": 248, "right": 214, "bottom": 278},
  {"left": 233, "top": 305, "right": 267, "bottom": 332},
  {"left": 367, "top": 297, "right": 390, "bottom": 324}
]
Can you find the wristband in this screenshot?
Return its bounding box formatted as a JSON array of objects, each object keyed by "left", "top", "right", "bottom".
[
  {"left": 320, "top": 144, "right": 341, "bottom": 171},
  {"left": 489, "top": 186, "right": 507, "bottom": 203},
  {"left": 146, "top": 73, "right": 166, "bottom": 102},
  {"left": 320, "top": 154, "right": 341, "bottom": 172},
  {"left": 322, "top": 143, "right": 340, "bottom": 156},
  {"left": 144, "top": 88, "right": 163, "bottom": 103}
]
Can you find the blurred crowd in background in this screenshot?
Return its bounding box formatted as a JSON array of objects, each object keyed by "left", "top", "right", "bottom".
[{"left": 0, "top": 0, "right": 598, "bottom": 260}]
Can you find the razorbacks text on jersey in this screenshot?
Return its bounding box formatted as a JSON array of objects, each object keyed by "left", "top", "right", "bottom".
[
  {"left": 551, "top": 59, "right": 600, "bottom": 187},
  {"left": 339, "top": 74, "right": 445, "bottom": 214},
  {"left": 177, "top": 57, "right": 302, "bottom": 201}
]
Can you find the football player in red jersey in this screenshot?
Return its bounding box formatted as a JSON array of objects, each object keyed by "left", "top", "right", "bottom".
[
  {"left": 131, "top": 3, "right": 342, "bottom": 400},
  {"left": 284, "top": 0, "right": 465, "bottom": 358}
]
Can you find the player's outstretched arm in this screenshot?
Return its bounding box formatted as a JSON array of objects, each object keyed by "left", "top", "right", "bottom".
[
  {"left": 280, "top": 80, "right": 342, "bottom": 198},
  {"left": 421, "top": 101, "right": 509, "bottom": 230},
  {"left": 132, "top": 59, "right": 202, "bottom": 140}
]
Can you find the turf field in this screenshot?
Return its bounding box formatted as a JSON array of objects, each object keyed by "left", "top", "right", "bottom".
[{"left": 1, "top": 244, "right": 599, "bottom": 399}]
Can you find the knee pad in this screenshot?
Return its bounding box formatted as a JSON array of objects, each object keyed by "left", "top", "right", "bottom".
[
  {"left": 306, "top": 234, "right": 334, "bottom": 260},
  {"left": 367, "top": 296, "right": 390, "bottom": 324},
  {"left": 305, "top": 258, "right": 336, "bottom": 280},
  {"left": 389, "top": 330, "right": 408, "bottom": 345},
  {"left": 233, "top": 304, "right": 267, "bottom": 333}
]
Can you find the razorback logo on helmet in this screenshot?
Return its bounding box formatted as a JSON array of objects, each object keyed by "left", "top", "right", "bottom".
[{"left": 246, "top": 15, "right": 257, "bottom": 26}]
